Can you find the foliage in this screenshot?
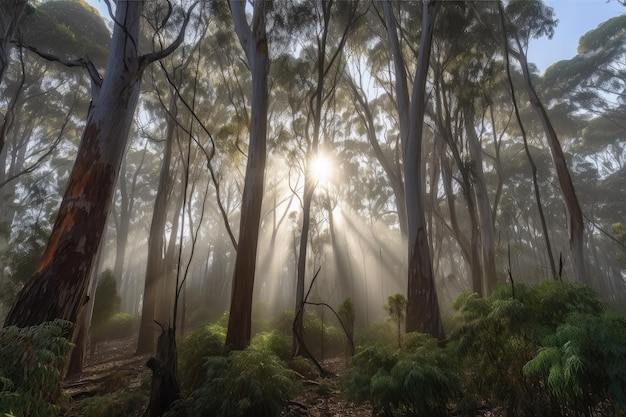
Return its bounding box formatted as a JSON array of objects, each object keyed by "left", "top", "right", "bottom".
[
  {"left": 76, "top": 389, "right": 148, "bottom": 417},
  {"left": 355, "top": 319, "right": 396, "bottom": 347},
  {"left": 338, "top": 298, "right": 356, "bottom": 354},
  {"left": 99, "top": 312, "right": 139, "bottom": 341},
  {"left": 450, "top": 281, "right": 617, "bottom": 415},
  {"left": 22, "top": 0, "right": 111, "bottom": 67},
  {"left": 167, "top": 346, "right": 298, "bottom": 417},
  {"left": 384, "top": 294, "right": 407, "bottom": 347},
  {"left": 177, "top": 323, "right": 226, "bottom": 393},
  {"left": 343, "top": 333, "right": 459, "bottom": 416},
  {"left": 250, "top": 330, "right": 291, "bottom": 361},
  {"left": 275, "top": 309, "right": 347, "bottom": 357},
  {"left": 524, "top": 312, "right": 626, "bottom": 416},
  {"left": 91, "top": 270, "right": 121, "bottom": 342},
  {"left": 0, "top": 222, "right": 49, "bottom": 320},
  {"left": 0, "top": 320, "right": 73, "bottom": 417}
]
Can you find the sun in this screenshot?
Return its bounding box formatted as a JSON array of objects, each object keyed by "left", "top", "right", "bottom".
[{"left": 309, "top": 152, "right": 334, "bottom": 187}]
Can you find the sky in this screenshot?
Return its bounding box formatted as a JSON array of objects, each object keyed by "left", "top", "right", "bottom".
[
  {"left": 528, "top": 0, "right": 625, "bottom": 73},
  {"left": 86, "top": 0, "right": 625, "bottom": 74}
]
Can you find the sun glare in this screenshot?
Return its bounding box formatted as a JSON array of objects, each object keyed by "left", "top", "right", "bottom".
[{"left": 309, "top": 153, "right": 334, "bottom": 186}]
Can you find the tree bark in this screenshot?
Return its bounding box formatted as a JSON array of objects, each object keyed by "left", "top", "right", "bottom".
[
  {"left": 500, "top": 2, "right": 585, "bottom": 283},
  {"left": 463, "top": 104, "right": 497, "bottom": 295},
  {"left": 384, "top": 0, "right": 444, "bottom": 338},
  {"left": 137, "top": 92, "right": 177, "bottom": 354},
  {"left": 4, "top": 0, "right": 196, "bottom": 327},
  {"left": 225, "top": 0, "right": 269, "bottom": 350},
  {"left": 4, "top": 0, "right": 144, "bottom": 327}
]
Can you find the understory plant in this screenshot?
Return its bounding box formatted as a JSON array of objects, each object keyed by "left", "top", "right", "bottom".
[
  {"left": 76, "top": 389, "right": 149, "bottom": 417},
  {"left": 177, "top": 323, "right": 226, "bottom": 393},
  {"left": 450, "top": 280, "right": 622, "bottom": 416},
  {"left": 167, "top": 345, "right": 298, "bottom": 417},
  {"left": 524, "top": 311, "right": 626, "bottom": 416},
  {"left": 0, "top": 319, "right": 73, "bottom": 417},
  {"left": 343, "top": 332, "right": 459, "bottom": 416}
]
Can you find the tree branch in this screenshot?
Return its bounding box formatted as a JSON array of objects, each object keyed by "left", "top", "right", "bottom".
[{"left": 141, "top": 0, "right": 200, "bottom": 67}]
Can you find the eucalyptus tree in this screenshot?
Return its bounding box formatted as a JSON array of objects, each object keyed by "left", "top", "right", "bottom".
[
  {"left": 112, "top": 143, "right": 150, "bottom": 289},
  {"left": 290, "top": 0, "right": 365, "bottom": 355},
  {"left": 498, "top": 0, "right": 586, "bottom": 283},
  {"left": 540, "top": 15, "right": 626, "bottom": 295},
  {"left": 136, "top": 34, "right": 207, "bottom": 353},
  {"left": 382, "top": 0, "right": 443, "bottom": 338},
  {"left": 4, "top": 0, "right": 198, "bottom": 327},
  {"left": 224, "top": 0, "right": 270, "bottom": 350},
  {"left": 343, "top": 61, "right": 407, "bottom": 240}
]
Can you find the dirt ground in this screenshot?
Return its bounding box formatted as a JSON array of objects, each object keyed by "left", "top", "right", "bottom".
[{"left": 62, "top": 337, "right": 373, "bottom": 417}]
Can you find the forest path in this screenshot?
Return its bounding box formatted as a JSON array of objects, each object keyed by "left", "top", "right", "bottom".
[{"left": 62, "top": 336, "right": 150, "bottom": 399}]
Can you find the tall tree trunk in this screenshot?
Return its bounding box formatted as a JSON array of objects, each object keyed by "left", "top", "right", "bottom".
[
  {"left": 4, "top": 0, "right": 144, "bottom": 327},
  {"left": 113, "top": 147, "right": 145, "bottom": 289},
  {"left": 384, "top": 0, "right": 443, "bottom": 338},
  {"left": 137, "top": 93, "right": 177, "bottom": 354},
  {"left": 463, "top": 104, "right": 497, "bottom": 295},
  {"left": 402, "top": 1, "right": 443, "bottom": 338},
  {"left": 500, "top": 2, "right": 585, "bottom": 283},
  {"left": 498, "top": 21, "right": 558, "bottom": 281},
  {"left": 225, "top": 0, "right": 269, "bottom": 350},
  {"left": 66, "top": 245, "right": 102, "bottom": 375}
]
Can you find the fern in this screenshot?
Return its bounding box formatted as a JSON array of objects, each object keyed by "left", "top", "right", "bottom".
[
  {"left": 524, "top": 312, "right": 626, "bottom": 415},
  {"left": 0, "top": 320, "right": 73, "bottom": 417},
  {"left": 343, "top": 333, "right": 459, "bottom": 416},
  {"left": 167, "top": 346, "right": 298, "bottom": 417},
  {"left": 177, "top": 323, "right": 226, "bottom": 393}
]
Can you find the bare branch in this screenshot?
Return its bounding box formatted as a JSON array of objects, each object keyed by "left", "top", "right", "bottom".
[
  {"left": 142, "top": 0, "right": 201, "bottom": 67},
  {"left": 11, "top": 41, "right": 103, "bottom": 91}
]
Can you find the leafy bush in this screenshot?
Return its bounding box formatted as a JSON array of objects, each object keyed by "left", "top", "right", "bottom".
[
  {"left": 91, "top": 270, "right": 121, "bottom": 351},
  {"left": 167, "top": 347, "right": 298, "bottom": 417},
  {"left": 384, "top": 294, "right": 407, "bottom": 348},
  {"left": 100, "top": 312, "right": 139, "bottom": 341},
  {"left": 354, "top": 319, "right": 396, "bottom": 347},
  {"left": 250, "top": 330, "right": 291, "bottom": 361},
  {"left": 0, "top": 320, "right": 73, "bottom": 417},
  {"left": 338, "top": 298, "right": 355, "bottom": 354},
  {"left": 450, "top": 281, "right": 614, "bottom": 415},
  {"left": 524, "top": 312, "right": 626, "bottom": 416},
  {"left": 177, "top": 323, "right": 226, "bottom": 393},
  {"left": 343, "top": 333, "right": 459, "bottom": 416},
  {"left": 77, "top": 389, "right": 148, "bottom": 417}
]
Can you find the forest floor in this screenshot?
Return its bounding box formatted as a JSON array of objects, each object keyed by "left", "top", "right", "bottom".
[{"left": 62, "top": 336, "right": 373, "bottom": 417}]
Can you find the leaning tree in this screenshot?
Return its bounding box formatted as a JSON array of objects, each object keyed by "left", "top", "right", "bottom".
[{"left": 4, "top": 0, "right": 197, "bottom": 327}]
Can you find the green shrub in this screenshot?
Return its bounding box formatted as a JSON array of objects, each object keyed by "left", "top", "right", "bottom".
[
  {"left": 384, "top": 294, "right": 407, "bottom": 348},
  {"left": 167, "top": 347, "right": 298, "bottom": 417},
  {"left": 77, "top": 389, "right": 148, "bottom": 417},
  {"left": 524, "top": 311, "right": 626, "bottom": 416},
  {"left": 100, "top": 312, "right": 139, "bottom": 341},
  {"left": 250, "top": 330, "right": 291, "bottom": 361},
  {"left": 355, "top": 319, "right": 396, "bottom": 347},
  {"left": 177, "top": 323, "right": 226, "bottom": 393},
  {"left": 0, "top": 320, "right": 73, "bottom": 417},
  {"left": 343, "top": 333, "right": 459, "bottom": 416},
  {"left": 91, "top": 271, "right": 121, "bottom": 335},
  {"left": 449, "top": 281, "right": 611, "bottom": 415}
]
